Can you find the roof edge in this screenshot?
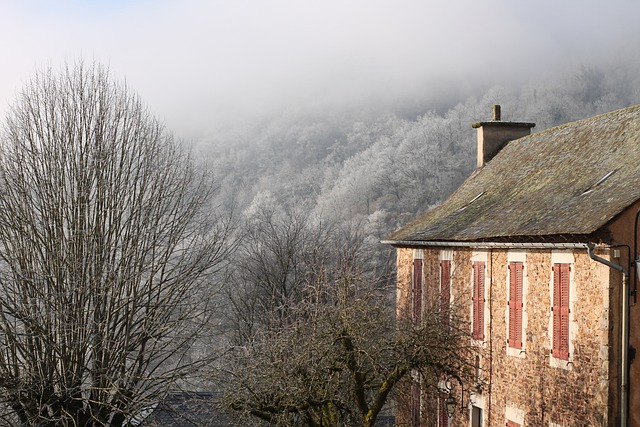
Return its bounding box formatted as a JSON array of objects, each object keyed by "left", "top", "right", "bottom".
[{"left": 381, "top": 239, "right": 589, "bottom": 249}]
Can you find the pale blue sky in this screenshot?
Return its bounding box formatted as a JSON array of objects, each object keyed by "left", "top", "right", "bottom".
[{"left": 1, "top": 0, "right": 639, "bottom": 136}]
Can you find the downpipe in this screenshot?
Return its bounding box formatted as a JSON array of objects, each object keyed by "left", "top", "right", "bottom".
[{"left": 587, "top": 243, "right": 629, "bottom": 427}]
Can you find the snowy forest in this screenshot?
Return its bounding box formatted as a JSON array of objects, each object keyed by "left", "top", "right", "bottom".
[{"left": 204, "top": 59, "right": 640, "bottom": 283}]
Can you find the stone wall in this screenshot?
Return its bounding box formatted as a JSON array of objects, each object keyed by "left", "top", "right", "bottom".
[
  {"left": 605, "top": 200, "right": 640, "bottom": 427},
  {"left": 395, "top": 246, "right": 614, "bottom": 427}
]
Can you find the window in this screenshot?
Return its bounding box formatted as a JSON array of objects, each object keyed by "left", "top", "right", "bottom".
[
  {"left": 472, "top": 261, "right": 485, "bottom": 340},
  {"left": 508, "top": 262, "right": 524, "bottom": 349},
  {"left": 440, "top": 260, "right": 451, "bottom": 326},
  {"left": 471, "top": 405, "right": 483, "bottom": 427},
  {"left": 412, "top": 258, "right": 423, "bottom": 322},
  {"left": 552, "top": 263, "right": 570, "bottom": 360}
]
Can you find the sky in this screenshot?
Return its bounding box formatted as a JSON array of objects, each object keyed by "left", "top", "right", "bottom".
[{"left": 1, "top": 0, "right": 639, "bottom": 137}]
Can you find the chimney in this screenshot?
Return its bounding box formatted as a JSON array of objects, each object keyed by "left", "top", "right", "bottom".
[{"left": 472, "top": 105, "right": 535, "bottom": 168}]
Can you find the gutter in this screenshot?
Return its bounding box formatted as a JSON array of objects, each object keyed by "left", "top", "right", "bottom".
[
  {"left": 587, "top": 244, "right": 629, "bottom": 427},
  {"left": 381, "top": 240, "right": 589, "bottom": 250}
]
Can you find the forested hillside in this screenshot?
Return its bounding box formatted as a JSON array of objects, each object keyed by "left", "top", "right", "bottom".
[{"left": 204, "top": 61, "right": 640, "bottom": 280}]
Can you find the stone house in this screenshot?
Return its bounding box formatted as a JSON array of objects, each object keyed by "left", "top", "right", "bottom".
[{"left": 383, "top": 105, "right": 640, "bottom": 427}]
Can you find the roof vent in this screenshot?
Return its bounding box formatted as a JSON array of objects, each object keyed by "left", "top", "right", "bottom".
[
  {"left": 581, "top": 170, "right": 616, "bottom": 196},
  {"left": 455, "top": 191, "right": 485, "bottom": 213}
]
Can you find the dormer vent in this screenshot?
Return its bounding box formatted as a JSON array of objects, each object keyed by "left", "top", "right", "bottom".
[
  {"left": 580, "top": 170, "right": 616, "bottom": 196},
  {"left": 455, "top": 191, "right": 485, "bottom": 213}
]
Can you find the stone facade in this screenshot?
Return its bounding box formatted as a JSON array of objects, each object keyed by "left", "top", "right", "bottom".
[
  {"left": 389, "top": 106, "right": 640, "bottom": 427},
  {"left": 396, "top": 246, "right": 617, "bottom": 427}
]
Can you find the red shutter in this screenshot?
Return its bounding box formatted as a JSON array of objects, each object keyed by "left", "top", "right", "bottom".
[
  {"left": 480, "top": 263, "right": 485, "bottom": 339},
  {"left": 472, "top": 261, "right": 485, "bottom": 340},
  {"left": 508, "top": 262, "right": 523, "bottom": 349},
  {"left": 507, "top": 421, "right": 521, "bottom": 427},
  {"left": 441, "top": 260, "right": 451, "bottom": 327},
  {"left": 411, "top": 382, "right": 421, "bottom": 427},
  {"left": 552, "top": 264, "right": 561, "bottom": 356},
  {"left": 552, "top": 263, "right": 570, "bottom": 359},
  {"left": 413, "top": 259, "right": 423, "bottom": 323},
  {"left": 559, "top": 263, "right": 570, "bottom": 359},
  {"left": 438, "top": 393, "right": 449, "bottom": 427}
]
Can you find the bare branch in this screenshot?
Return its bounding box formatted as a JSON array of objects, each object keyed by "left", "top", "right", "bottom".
[{"left": 0, "top": 60, "right": 231, "bottom": 426}]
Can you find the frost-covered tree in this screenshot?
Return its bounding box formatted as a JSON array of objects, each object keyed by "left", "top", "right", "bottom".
[{"left": 223, "top": 196, "right": 358, "bottom": 346}]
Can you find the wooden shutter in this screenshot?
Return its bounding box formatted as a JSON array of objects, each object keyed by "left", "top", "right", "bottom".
[
  {"left": 441, "top": 260, "right": 451, "bottom": 327},
  {"left": 507, "top": 421, "right": 521, "bottom": 427},
  {"left": 552, "top": 263, "right": 570, "bottom": 359},
  {"left": 411, "top": 382, "right": 421, "bottom": 427},
  {"left": 559, "top": 263, "right": 570, "bottom": 359},
  {"left": 472, "top": 261, "right": 485, "bottom": 340},
  {"left": 413, "top": 259, "right": 423, "bottom": 322},
  {"left": 508, "top": 262, "right": 523, "bottom": 349},
  {"left": 438, "top": 393, "right": 449, "bottom": 427}
]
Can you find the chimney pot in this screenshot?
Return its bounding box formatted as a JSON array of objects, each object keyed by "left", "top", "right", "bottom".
[{"left": 492, "top": 104, "right": 501, "bottom": 121}]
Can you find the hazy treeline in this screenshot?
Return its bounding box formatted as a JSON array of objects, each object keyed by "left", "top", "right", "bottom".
[
  {"left": 202, "top": 61, "right": 640, "bottom": 281},
  {"left": 2, "top": 58, "right": 639, "bottom": 426}
]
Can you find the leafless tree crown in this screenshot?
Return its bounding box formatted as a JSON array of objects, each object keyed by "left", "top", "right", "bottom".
[
  {"left": 0, "top": 62, "right": 230, "bottom": 426},
  {"left": 221, "top": 208, "right": 477, "bottom": 427}
]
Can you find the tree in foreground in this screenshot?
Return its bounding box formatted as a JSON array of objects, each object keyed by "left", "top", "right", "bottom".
[
  {"left": 222, "top": 265, "right": 478, "bottom": 427},
  {"left": 0, "top": 62, "right": 231, "bottom": 426}
]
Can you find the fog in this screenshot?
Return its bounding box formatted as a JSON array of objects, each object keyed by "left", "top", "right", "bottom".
[{"left": 1, "top": 0, "right": 639, "bottom": 137}]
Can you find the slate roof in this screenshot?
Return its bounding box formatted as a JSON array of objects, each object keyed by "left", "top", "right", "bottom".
[{"left": 386, "top": 105, "right": 640, "bottom": 244}]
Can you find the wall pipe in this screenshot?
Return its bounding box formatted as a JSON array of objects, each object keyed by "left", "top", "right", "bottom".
[
  {"left": 633, "top": 208, "right": 640, "bottom": 304},
  {"left": 488, "top": 249, "right": 494, "bottom": 426},
  {"left": 587, "top": 243, "right": 629, "bottom": 427}
]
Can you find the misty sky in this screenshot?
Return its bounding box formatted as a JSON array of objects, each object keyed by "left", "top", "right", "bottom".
[{"left": 1, "top": 0, "right": 639, "bottom": 137}]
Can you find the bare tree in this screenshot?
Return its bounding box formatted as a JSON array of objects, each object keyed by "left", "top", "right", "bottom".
[
  {"left": 219, "top": 203, "right": 477, "bottom": 427},
  {"left": 222, "top": 264, "right": 477, "bottom": 427},
  {"left": 223, "top": 198, "right": 365, "bottom": 346},
  {"left": 0, "top": 62, "right": 231, "bottom": 426}
]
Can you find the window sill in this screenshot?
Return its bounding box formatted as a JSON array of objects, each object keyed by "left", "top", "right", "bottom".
[
  {"left": 506, "top": 346, "right": 526, "bottom": 359},
  {"left": 549, "top": 353, "right": 573, "bottom": 370}
]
